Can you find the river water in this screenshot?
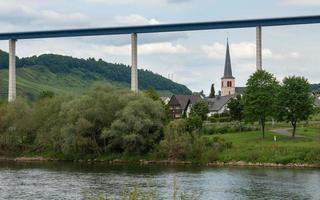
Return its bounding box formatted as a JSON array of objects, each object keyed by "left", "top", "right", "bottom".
[{"left": 0, "top": 161, "right": 319, "bottom": 200}]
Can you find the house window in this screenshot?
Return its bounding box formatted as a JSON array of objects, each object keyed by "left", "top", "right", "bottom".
[
  {"left": 227, "top": 81, "right": 232, "bottom": 87},
  {"left": 222, "top": 81, "right": 224, "bottom": 87}
]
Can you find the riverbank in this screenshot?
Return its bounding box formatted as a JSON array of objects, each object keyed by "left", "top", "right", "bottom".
[
  {"left": 1, "top": 156, "right": 320, "bottom": 169},
  {"left": 1, "top": 127, "right": 319, "bottom": 169}
]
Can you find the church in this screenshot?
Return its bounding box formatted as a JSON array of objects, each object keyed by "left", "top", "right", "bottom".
[
  {"left": 205, "top": 40, "right": 244, "bottom": 116},
  {"left": 166, "top": 40, "right": 244, "bottom": 118}
]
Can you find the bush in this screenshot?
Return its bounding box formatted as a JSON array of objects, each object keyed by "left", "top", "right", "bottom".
[
  {"left": 0, "top": 84, "right": 167, "bottom": 158},
  {"left": 186, "top": 115, "right": 203, "bottom": 131},
  {"left": 188, "top": 136, "right": 232, "bottom": 163},
  {"left": 159, "top": 119, "right": 191, "bottom": 160},
  {"left": 208, "top": 113, "right": 231, "bottom": 123},
  {"left": 202, "top": 122, "right": 259, "bottom": 135}
]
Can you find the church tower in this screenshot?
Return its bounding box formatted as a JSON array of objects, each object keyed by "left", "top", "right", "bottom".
[{"left": 221, "top": 40, "right": 235, "bottom": 96}]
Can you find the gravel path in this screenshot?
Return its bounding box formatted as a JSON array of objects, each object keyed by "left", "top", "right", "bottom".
[{"left": 271, "top": 128, "right": 304, "bottom": 138}]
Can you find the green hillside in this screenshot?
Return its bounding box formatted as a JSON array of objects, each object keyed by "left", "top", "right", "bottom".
[{"left": 0, "top": 50, "right": 191, "bottom": 100}]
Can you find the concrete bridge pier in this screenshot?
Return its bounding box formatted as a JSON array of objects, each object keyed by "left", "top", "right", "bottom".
[
  {"left": 131, "top": 33, "right": 138, "bottom": 92},
  {"left": 8, "top": 39, "right": 17, "bottom": 102},
  {"left": 256, "top": 26, "right": 262, "bottom": 70}
]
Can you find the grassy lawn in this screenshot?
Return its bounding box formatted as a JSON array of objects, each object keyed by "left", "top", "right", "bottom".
[{"left": 208, "top": 127, "right": 320, "bottom": 164}]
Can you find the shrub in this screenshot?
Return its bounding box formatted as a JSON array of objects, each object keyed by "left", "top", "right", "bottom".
[
  {"left": 159, "top": 119, "right": 191, "bottom": 160},
  {"left": 0, "top": 84, "right": 167, "bottom": 159},
  {"left": 202, "top": 122, "right": 258, "bottom": 135}
]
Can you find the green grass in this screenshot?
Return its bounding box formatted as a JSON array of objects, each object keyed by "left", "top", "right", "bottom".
[{"left": 210, "top": 127, "right": 320, "bottom": 164}]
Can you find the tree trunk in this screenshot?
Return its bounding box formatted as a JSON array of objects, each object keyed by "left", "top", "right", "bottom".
[
  {"left": 292, "top": 121, "right": 297, "bottom": 138},
  {"left": 261, "top": 119, "right": 265, "bottom": 139}
]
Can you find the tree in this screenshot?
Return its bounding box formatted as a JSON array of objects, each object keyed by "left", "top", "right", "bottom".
[
  {"left": 145, "top": 87, "right": 160, "bottom": 101},
  {"left": 227, "top": 95, "right": 244, "bottom": 131},
  {"left": 277, "top": 76, "right": 314, "bottom": 137},
  {"left": 103, "top": 96, "right": 166, "bottom": 154},
  {"left": 209, "top": 84, "right": 215, "bottom": 98},
  {"left": 190, "top": 101, "right": 209, "bottom": 120},
  {"left": 159, "top": 119, "right": 191, "bottom": 159},
  {"left": 243, "top": 70, "right": 279, "bottom": 138},
  {"left": 186, "top": 115, "right": 203, "bottom": 131}
]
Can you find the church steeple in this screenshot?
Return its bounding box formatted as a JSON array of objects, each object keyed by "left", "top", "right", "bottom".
[
  {"left": 222, "top": 39, "right": 234, "bottom": 79},
  {"left": 221, "top": 39, "right": 235, "bottom": 96}
]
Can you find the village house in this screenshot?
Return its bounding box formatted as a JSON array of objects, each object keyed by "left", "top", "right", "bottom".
[
  {"left": 168, "top": 95, "right": 202, "bottom": 118},
  {"left": 160, "top": 96, "right": 171, "bottom": 105}
]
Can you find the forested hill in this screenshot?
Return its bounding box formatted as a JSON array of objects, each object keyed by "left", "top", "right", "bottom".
[{"left": 0, "top": 50, "right": 191, "bottom": 99}]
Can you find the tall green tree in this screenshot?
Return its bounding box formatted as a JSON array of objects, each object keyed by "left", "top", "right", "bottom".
[
  {"left": 277, "top": 76, "right": 314, "bottom": 137},
  {"left": 190, "top": 101, "right": 209, "bottom": 120},
  {"left": 243, "top": 70, "right": 279, "bottom": 138},
  {"left": 227, "top": 95, "right": 244, "bottom": 131},
  {"left": 209, "top": 84, "right": 215, "bottom": 98}
]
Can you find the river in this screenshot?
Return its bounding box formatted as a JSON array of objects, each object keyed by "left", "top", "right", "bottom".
[{"left": 0, "top": 161, "right": 319, "bottom": 199}]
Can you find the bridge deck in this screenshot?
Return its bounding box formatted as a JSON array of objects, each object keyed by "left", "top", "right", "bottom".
[{"left": 0, "top": 15, "right": 319, "bottom": 40}]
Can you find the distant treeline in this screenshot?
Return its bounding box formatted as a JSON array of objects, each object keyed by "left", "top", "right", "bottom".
[{"left": 0, "top": 50, "right": 191, "bottom": 95}]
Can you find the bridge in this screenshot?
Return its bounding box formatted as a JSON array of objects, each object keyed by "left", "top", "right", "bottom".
[{"left": 1, "top": 15, "right": 320, "bottom": 101}]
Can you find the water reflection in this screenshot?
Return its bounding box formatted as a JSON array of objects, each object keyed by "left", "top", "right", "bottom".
[{"left": 0, "top": 161, "right": 319, "bottom": 200}]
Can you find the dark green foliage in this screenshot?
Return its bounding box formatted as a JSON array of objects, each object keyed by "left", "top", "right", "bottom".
[
  {"left": 202, "top": 122, "right": 259, "bottom": 135},
  {"left": 39, "top": 91, "right": 55, "bottom": 99},
  {"left": 159, "top": 120, "right": 191, "bottom": 159},
  {"left": 208, "top": 112, "right": 231, "bottom": 123},
  {"left": 227, "top": 95, "right": 244, "bottom": 122},
  {"left": 209, "top": 84, "right": 215, "bottom": 98},
  {"left": 190, "top": 101, "right": 209, "bottom": 120},
  {"left": 243, "top": 70, "right": 280, "bottom": 138},
  {"left": 227, "top": 95, "right": 244, "bottom": 131},
  {"left": 187, "top": 136, "right": 232, "bottom": 163},
  {"left": 145, "top": 87, "right": 160, "bottom": 101},
  {"left": 277, "top": 76, "right": 314, "bottom": 137},
  {"left": 185, "top": 101, "right": 209, "bottom": 132},
  {"left": 102, "top": 96, "right": 165, "bottom": 154},
  {"left": 159, "top": 119, "right": 232, "bottom": 162},
  {"left": 186, "top": 115, "right": 203, "bottom": 131},
  {"left": 0, "top": 84, "right": 166, "bottom": 158}
]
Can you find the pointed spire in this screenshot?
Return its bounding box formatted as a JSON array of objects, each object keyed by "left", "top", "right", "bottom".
[{"left": 222, "top": 39, "right": 234, "bottom": 79}]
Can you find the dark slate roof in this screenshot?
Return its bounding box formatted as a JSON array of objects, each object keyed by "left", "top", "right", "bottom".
[
  {"left": 222, "top": 41, "right": 235, "bottom": 79},
  {"left": 205, "top": 95, "right": 234, "bottom": 112},
  {"left": 170, "top": 95, "right": 202, "bottom": 110}
]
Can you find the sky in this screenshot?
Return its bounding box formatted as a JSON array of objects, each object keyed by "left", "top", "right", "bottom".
[{"left": 0, "top": 0, "right": 319, "bottom": 94}]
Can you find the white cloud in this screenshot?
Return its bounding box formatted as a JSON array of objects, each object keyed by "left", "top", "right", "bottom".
[
  {"left": 201, "top": 42, "right": 300, "bottom": 61},
  {"left": 201, "top": 43, "right": 225, "bottom": 59},
  {"left": 281, "top": 0, "right": 320, "bottom": 6},
  {"left": 85, "top": 0, "right": 189, "bottom": 5},
  {"left": 85, "top": 0, "right": 150, "bottom": 5},
  {"left": 102, "top": 42, "right": 188, "bottom": 56},
  {"left": 0, "top": 2, "right": 89, "bottom": 29},
  {"left": 113, "top": 14, "right": 160, "bottom": 26},
  {"left": 202, "top": 42, "right": 273, "bottom": 60}
]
